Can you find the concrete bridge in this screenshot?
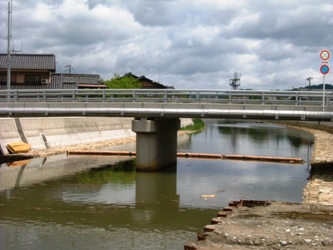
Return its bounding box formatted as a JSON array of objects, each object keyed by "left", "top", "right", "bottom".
[{"left": 1, "top": 89, "right": 332, "bottom": 171}]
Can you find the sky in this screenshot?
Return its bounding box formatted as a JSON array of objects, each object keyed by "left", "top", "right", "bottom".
[{"left": 1, "top": 0, "right": 333, "bottom": 90}]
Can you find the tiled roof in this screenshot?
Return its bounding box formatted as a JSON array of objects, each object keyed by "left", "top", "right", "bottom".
[
  {"left": 123, "top": 72, "right": 139, "bottom": 79},
  {"left": 122, "top": 72, "right": 170, "bottom": 89},
  {"left": 62, "top": 74, "right": 101, "bottom": 84},
  {"left": 0, "top": 53, "right": 56, "bottom": 71}
]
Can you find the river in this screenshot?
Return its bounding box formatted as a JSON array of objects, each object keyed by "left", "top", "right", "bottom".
[{"left": 0, "top": 119, "right": 314, "bottom": 250}]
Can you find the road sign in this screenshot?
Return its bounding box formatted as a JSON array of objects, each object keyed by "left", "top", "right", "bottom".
[
  {"left": 320, "top": 50, "right": 330, "bottom": 61},
  {"left": 320, "top": 64, "right": 330, "bottom": 74}
]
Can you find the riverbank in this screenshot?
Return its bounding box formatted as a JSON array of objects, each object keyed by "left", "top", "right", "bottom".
[
  {"left": 0, "top": 117, "right": 195, "bottom": 163},
  {"left": 0, "top": 130, "right": 194, "bottom": 164},
  {"left": 185, "top": 200, "right": 333, "bottom": 250},
  {"left": 185, "top": 121, "right": 333, "bottom": 249},
  {"left": 276, "top": 121, "right": 333, "bottom": 207},
  {"left": 273, "top": 121, "right": 333, "bottom": 166}
]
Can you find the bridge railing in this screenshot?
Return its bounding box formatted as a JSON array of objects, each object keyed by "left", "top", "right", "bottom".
[{"left": 0, "top": 89, "right": 332, "bottom": 106}]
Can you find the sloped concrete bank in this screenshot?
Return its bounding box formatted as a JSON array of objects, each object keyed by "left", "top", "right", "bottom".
[
  {"left": 0, "top": 117, "right": 135, "bottom": 155},
  {"left": 0, "top": 117, "right": 193, "bottom": 159}
]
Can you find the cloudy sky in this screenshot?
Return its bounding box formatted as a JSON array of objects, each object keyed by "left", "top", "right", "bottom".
[{"left": 1, "top": 0, "right": 333, "bottom": 90}]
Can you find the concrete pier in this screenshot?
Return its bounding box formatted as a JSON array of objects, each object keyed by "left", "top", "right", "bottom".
[{"left": 132, "top": 118, "right": 180, "bottom": 171}]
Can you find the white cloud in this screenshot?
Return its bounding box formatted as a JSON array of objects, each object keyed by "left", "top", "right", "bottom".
[{"left": 1, "top": 0, "right": 333, "bottom": 89}]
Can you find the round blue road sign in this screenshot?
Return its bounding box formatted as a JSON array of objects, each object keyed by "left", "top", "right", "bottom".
[{"left": 320, "top": 64, "right": 330, "bottom": 74}]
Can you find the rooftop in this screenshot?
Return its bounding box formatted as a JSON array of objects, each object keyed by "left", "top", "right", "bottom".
[{"left": 0, "top": 53, "right": 56, "bottom": 71}]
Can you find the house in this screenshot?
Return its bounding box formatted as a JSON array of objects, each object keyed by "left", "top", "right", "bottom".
[
  {"left": 122, "top": 72, "right": 173, "bottom": 89},
  {"left": 0, "top": 53, "right": 56, "bottom": 89},
  {"left": 0, "top": 53, "right": 106, "bottom": 89},
  {"left": 57, "top": 73, "right": 106, "bottom": 89}
]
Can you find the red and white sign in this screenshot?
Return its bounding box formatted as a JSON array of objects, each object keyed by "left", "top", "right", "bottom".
[{"left": 320, "top": 50, "right": 330, "bottom": 61}]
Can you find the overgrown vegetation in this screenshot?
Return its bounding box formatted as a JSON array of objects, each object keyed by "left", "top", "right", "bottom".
[
  {"left": 181, "top": 118, "right": 205, "bottom": 131},
  {"left": 103, "top": 74, "right": 141, "bottom": 89}
]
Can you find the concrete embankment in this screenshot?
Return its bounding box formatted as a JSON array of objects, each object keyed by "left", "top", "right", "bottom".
[{"left": 0, "top": 117, "right": 193, "bottom": 156}]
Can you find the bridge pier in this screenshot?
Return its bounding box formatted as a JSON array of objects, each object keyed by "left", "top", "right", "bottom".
[{"left": 132, "top": 118, "right": 180, "bottom": 171}]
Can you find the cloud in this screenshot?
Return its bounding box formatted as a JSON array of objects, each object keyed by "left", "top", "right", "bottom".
[{"left": 1, "top": 0, "right": 332, "bottom": 89}]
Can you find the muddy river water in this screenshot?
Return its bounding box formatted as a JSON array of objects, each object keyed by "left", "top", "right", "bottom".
[{"left": 0, "top": 119, "right": 315, "bottom": 249}]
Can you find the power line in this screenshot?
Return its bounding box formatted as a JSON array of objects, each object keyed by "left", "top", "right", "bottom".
[{"left": 65, "top": 65, "right": 73, "bottom": 74}]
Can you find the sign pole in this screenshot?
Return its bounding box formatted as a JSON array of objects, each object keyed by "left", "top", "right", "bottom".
[
  {"left": 319, "top": 50, "right": 330, "bottom": 111},
  {"left": 322, "top": 74, "right": 325, "bottom": 111}
]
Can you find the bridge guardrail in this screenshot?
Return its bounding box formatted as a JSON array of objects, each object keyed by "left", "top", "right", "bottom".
[{"left": 0, "top": 89, "right": 332, "bottom": 106}]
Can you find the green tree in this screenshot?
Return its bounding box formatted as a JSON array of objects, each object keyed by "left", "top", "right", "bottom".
[{"left": 103, "top": 74, "right": 141, "bottom": 89}]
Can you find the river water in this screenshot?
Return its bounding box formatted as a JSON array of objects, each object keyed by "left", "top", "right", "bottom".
[{"left": 0, "top": 119, "right": 314, "bottom": 250}]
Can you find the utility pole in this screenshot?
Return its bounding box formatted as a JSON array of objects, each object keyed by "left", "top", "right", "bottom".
[
  {"left": 65, "top": 65, "right": 72, "bottom": 74},
  {"left": 306, "top": 77, "right": 313, "bottom": 91},
  {"left": 7, "top": 1, "right": 12, "bottom": 92}
]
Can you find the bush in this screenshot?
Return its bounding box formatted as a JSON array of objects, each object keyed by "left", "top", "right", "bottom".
[{"left": 181, "top": 118, "right": 205, "bottom": 131}]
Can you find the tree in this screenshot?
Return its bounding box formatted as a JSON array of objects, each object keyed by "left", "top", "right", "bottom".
[{"left": 103, "top": 74, "right": 141, "bottom": 89}]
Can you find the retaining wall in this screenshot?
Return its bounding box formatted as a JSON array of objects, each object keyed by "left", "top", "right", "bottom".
[{"left": 0, "top": 117, "right": 193, "bottom": 155}]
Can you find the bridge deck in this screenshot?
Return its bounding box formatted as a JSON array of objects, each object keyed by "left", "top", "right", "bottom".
[{"left": 0, "top": 89, "right": 332, "bottom": 121}]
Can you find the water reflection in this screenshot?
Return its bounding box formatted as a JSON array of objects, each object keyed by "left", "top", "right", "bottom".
[
  {"left": 0, "top": 155, "right": 132, "bottom": 191},
  {"left": 0, "top": 119, "right": 316, "bottom": 250},
  {"left": 180, "top": 119, "right": 314, "bottom": 160},
  {"left": 0, "top": 160, "right": 215, "bottom": 232}
]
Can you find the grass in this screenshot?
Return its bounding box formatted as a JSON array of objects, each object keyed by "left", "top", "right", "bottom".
[{"left": 181, "top": 118, "right": 205, "bottom": 131}]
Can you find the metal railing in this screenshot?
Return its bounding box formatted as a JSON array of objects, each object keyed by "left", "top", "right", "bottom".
[{"left": 0, "top": 89, "right": 332, "bottom": 106}]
